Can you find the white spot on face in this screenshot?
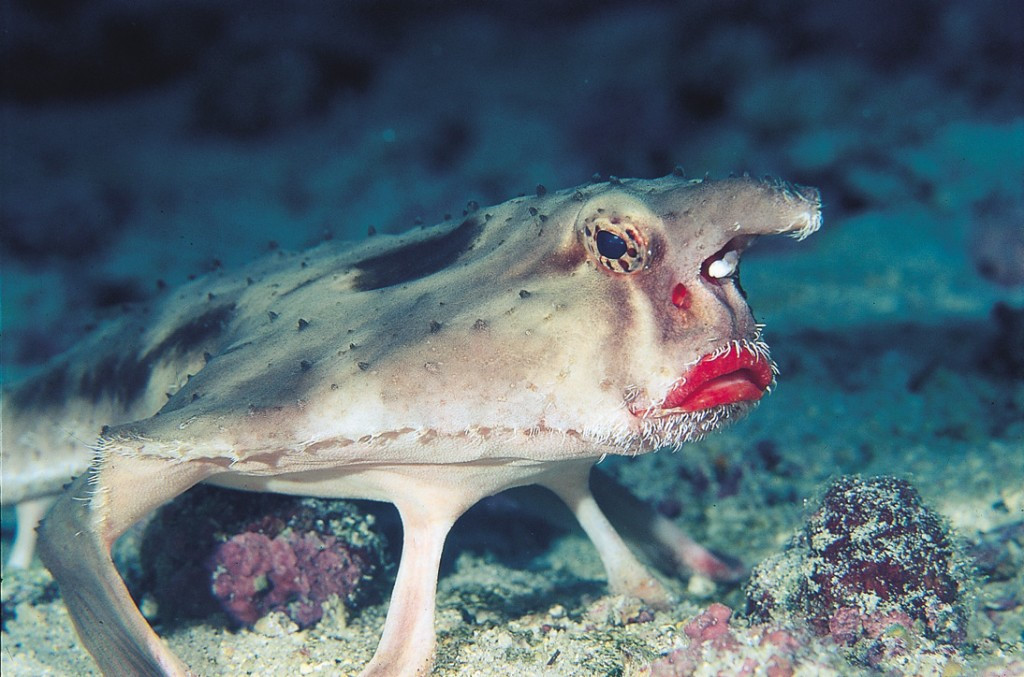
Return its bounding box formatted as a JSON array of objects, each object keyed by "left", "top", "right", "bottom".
[{"left": 707, "top": 250, "right": 739, "bottom": 279}]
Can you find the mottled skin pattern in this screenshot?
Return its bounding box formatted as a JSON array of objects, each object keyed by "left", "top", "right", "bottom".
[{"left": 2, "top": 174, "right": 820, "bottom": 676}]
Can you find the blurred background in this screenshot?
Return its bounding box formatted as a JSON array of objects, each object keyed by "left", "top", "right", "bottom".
[{"left": 2, "top": 0, "right": 1021, "bottom": 383}]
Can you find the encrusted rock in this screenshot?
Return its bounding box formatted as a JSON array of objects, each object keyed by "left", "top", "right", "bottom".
[
  {"left": 139, "top": 485, "right": 388, "bottom": 629},
  {"left": 745, "top": 476, "right": 971, "bottom": 647}
]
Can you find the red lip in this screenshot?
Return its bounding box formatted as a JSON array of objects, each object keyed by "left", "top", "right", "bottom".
[{"left": 652, "top": 345, "right": 775, "bottom": 414}]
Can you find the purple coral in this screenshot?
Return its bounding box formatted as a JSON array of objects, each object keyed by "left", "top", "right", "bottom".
[
  {"left": 210, "top": 528, "right": 374, "bottom": 628},
  {"left": 139, "top": 486, "right": 387, "bottom": 629},
  {"left": 644, "top": 604, "right": 814, "bottom": 677},
  {"left": 746, "top": 476, "right": 970, "bottom": 647}
]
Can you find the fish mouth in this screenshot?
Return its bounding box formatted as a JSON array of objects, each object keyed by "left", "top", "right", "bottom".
[{"left": 632, "top": 342, "right": 776, "bottom": 418}]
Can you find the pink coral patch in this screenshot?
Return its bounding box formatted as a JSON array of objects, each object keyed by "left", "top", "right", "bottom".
[
  {"left": 210, "top": 529, "right": 371, "bottom": 628},
  {"left": 684, "top": 602, "right": 734, "bottom": 643}
]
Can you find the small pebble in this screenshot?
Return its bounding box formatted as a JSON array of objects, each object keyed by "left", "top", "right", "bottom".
[{"left": 253, "top": 611, "right": 299, "bottom": 637}]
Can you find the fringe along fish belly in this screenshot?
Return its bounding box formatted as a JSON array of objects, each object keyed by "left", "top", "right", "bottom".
[{"left": 1, "top": 173, "right": 822, "bottom": 676}]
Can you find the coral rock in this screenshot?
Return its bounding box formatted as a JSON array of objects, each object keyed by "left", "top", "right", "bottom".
[
  {"left": 745, "top": 476, "right": 970, "bottom": 646},
  {"left": 139, "top": 485, "right": 387, "bottom": 629},
  {"left": 210, "top": 528, "right": 372, "bottom": 628},
  {"left": 683, "top": 602, "right": 734, "bottom": 643}
]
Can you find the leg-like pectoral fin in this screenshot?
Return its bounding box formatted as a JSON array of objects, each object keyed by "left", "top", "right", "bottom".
[
  {"left": 541, "top": 464, "right": 674, "bottom": 609},
  {"left": 360, "top": 486, "right": 465, "bottom": 677},
  {"left": 8, "top": 495, "right": 55, "bottom": 569},
  {"left": 589, "top": 469, "right": 745, "bottom": 583},
  {"left": 38, "top": 453, "right": 216, "bottom": 676}
]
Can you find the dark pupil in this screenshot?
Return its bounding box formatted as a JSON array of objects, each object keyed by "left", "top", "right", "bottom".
[{"left": 596, "top": 230, "right": 628, "bottom": 259}]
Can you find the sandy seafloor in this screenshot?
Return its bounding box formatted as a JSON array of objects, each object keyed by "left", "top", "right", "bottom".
[{"left": 1, "top": 1, "right": 1022, "bottom": 675}]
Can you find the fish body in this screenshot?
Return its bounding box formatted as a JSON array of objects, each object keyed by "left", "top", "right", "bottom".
[{"left": 2, "top": 174, "right": 821, "bottom": 675}]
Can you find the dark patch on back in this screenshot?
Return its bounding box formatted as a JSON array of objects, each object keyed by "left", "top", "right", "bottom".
[
  {"left": 77, "top": 304, "right": 235, "bottom": 408},
  {"left": 155, "top": 304, "right": 236, "bottom": 358},
  {"left": 78, "top": 352, "right": 153, "bottom": 407},
  {"left": 352, "top": 218, "right": 482, "bottom": 291}
]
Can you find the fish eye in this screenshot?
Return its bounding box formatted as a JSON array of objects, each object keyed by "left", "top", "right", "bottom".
[
  {"left": 580, "top": 216, "right": 649, "bottom": 274},
  {"left": 596, "top": 230, "right": 627, "bottom": 259}
]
